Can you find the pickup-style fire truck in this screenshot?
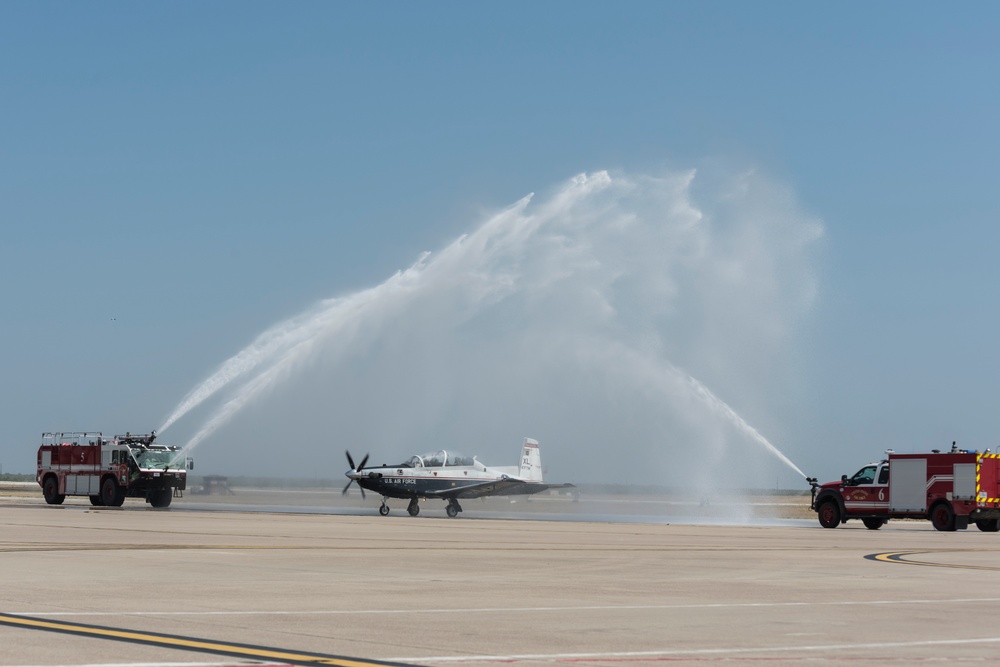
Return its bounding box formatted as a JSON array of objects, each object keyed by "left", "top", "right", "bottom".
[
  {"left": 37, "top": 431, "right": 189, "bottom": 508},
  {"left": 809, "top": 444, "right": 1000, "bottom": 531}
]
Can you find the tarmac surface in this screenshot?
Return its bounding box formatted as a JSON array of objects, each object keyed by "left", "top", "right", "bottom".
[{"left": 3, "top": 486, "right": 1000, "bottom": 666}]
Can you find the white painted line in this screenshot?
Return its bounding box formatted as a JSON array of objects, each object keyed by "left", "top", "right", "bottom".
[
  {"left": 12, "top": 596, "right": 1000, "bottom": 618},
  {"left": 388, "top": 636, "right": 1000, "bottom": 663}
]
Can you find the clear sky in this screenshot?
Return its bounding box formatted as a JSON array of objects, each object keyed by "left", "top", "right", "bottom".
[{"left": 2, "top": 2, "right": 999, "bottom": 488}]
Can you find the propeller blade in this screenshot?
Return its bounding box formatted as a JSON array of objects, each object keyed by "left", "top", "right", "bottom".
[
  {"left": 343, "top": 451, "right": 370, "bottom": 499},
  {"left": 341, "top": 478, "right": 367, "bottom": 499}
]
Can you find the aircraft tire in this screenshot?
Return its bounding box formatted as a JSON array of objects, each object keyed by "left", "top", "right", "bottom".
[
  {"left": 446, "top": 504, "right": 459, "bottom": 518},
  {"left": 407, "top": 503, "right": 420, "bottom": 517},
  {"left": 379, "top": 504, "right": 390, "bottom": 516}
]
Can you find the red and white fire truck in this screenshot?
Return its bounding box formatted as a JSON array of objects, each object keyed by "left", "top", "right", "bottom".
[
  {"left": 809, "top": 443, "right": 1000, "bottom": 531},
  {"left": 36, "top": 431, "right": 189, "bottom": 508}
]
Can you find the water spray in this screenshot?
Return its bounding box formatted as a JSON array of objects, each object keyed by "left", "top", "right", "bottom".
[{"left": 159, "top": 168, "right": 821, "bottom": 483}]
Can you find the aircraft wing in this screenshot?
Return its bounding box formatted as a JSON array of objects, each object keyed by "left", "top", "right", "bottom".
[{"left": 425, "top": 478, "right": 575, "bottom": 500}]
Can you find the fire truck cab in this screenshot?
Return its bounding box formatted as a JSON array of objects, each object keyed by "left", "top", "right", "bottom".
[
  {"left": 810, "top": 444, "right": 1000, "bottom": 532},
  {"left": 37, "top": 431, "right": 189, "bottom": 508}
]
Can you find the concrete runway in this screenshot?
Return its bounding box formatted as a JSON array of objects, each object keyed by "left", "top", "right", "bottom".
[{"left": 3, "top": 492, "right": 1000, "bottom": 666}]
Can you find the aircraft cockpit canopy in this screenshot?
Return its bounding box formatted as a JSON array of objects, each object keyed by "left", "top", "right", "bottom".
[{"left": 404, "top": 450, "right": 477, "bottom": 468}]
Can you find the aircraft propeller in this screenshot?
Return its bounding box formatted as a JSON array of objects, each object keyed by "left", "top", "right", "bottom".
[{"left": 342, "top": 450, "right": 370, "bottom": 499}]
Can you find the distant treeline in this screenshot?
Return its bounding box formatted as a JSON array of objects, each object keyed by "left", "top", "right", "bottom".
[
  {"left": 190, "top": 475, "right": 339, "bottom": 489},
  {"left": 0, "top": 473, "right": 34, "bottom": 482}
]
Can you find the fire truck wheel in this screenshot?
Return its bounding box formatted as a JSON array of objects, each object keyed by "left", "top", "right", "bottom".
[
  {"left": 930, "top": 503, "right": 957, "bottom": 532},
  {"left": 149, "top": 488, "right": 172, "bottom": 508},
  {"left": 817, "top": 500, "right": 841, "bottom": 528},
  {"left": 89, "top": 495, "right": 104, "bottom": 506},
  {"left": 100, "top": 477, "right": 124, "bottom": 507},
  {"left": 42, "top": 477, "right": 65, "bottom": 505},
  {"left": 975, "top": 519, "right": 1000, "bottom": 532},
  {"left": 862, "top": 518, "right": 885, "bottom": 530}
]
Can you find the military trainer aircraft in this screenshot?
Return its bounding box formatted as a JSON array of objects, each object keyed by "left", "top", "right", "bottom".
[{"left": 342, "top": 438, "right": 574, "bottom": 517}]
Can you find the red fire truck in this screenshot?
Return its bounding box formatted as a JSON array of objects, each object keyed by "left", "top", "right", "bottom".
[
  {"left": 36, "top": 431, "right": 189, "bottom": 508},
  {"left": 809, "top": 444, "right": 1000, "bottom": 531}
]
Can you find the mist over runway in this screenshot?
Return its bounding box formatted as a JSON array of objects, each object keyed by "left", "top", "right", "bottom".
[{"left": 176, "top": 489, "right": 817, "bottom": 527}]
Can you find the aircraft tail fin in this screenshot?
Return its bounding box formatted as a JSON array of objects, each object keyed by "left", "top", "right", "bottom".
[{"left": 518, "top": 438, "right": 544, "bottom": 481}]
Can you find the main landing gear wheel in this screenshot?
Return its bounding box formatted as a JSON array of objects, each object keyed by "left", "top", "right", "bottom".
[
  {"left": 446, "top": 499, "right": 463, "bottom": 518},
  {"left": 379, "top": 503, "right": 390, "bottom": 516},
  {"left": 407, "top": 499, "right": 420, "bottom": 517}
]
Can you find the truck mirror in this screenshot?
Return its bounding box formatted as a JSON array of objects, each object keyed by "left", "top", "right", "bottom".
[
  {"left": 841, "top": 474, "right": 849, "bottom": 485},
  {"left": 186, "top": 457, "right": 194, "bottom": 471}
]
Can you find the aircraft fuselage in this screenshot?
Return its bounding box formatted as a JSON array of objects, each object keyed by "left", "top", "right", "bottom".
[{"left": 342, "top": 439, "right": 574, "bottom": 517}]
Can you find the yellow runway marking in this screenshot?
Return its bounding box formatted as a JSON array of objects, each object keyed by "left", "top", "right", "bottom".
[
  {"left": 0, "top": 613, "right": 419, "bottom": 667},
  {"left": 866, "top": 548, "right": 1000, "bottom": 571}
]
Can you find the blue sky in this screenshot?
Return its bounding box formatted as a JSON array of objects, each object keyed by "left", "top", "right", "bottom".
[{"left": 2, "top": 2, "right": 999, "bottom": 486}]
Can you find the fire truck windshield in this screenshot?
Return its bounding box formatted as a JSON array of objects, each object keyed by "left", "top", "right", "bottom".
[
  {"left": 849, "top": 465, "right": 877, "bottom": 485},
  {"left": 133, "top": 449, "right": 182, "bottom": 470}
]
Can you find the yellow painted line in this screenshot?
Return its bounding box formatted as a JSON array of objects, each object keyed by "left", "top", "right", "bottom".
[
  {"left": 866, "top": 549, "right": 1000, "bottom": 571},
  {"left": 0, "top": 613, "right": 420, "bottom": 667}
]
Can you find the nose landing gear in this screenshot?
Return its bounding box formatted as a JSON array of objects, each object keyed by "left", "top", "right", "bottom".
[{"left": 379, "top": 501, "right": 390, "bottom": 516}]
